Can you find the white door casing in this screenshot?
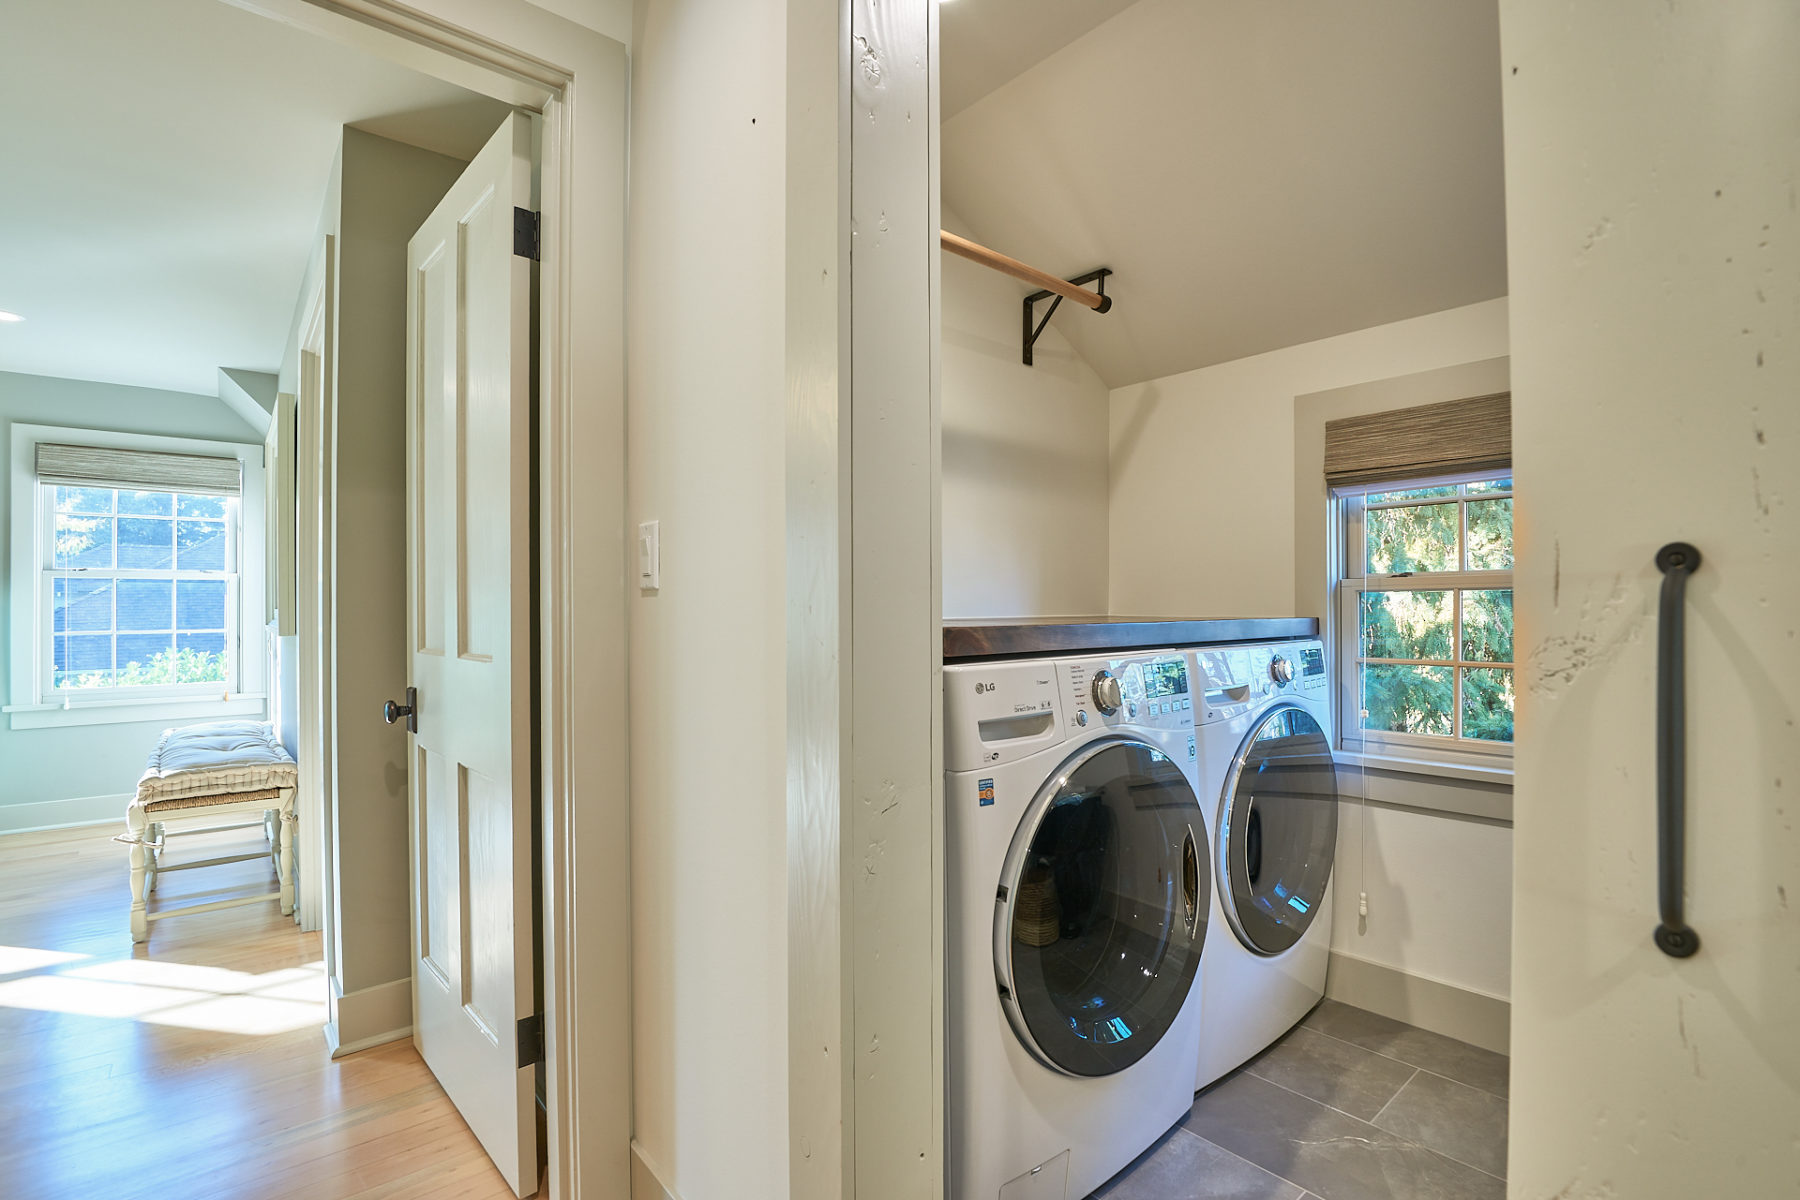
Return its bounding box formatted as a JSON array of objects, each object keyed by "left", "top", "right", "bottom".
[
  {"left": 1503, "top": 1, "right": 1800, "bottom": 1193},
  {"left": 405, "top": 111, "right": 540, "bottom": 1197}
]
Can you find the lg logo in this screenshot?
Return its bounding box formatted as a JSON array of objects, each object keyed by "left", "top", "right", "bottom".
[{"left": 975, "top": 681, "right": 996, "bottom": 694}]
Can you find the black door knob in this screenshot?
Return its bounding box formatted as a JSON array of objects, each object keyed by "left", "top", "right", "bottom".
[{"left": 384, "top": 687, "right": 418, "bottom": 733}]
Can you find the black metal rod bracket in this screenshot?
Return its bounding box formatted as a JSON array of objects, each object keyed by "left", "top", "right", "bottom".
[
  {"left": 1653, "top": 541, "right": 1701, "bottom": 958},
  {"left": 1023, "top": 267, "right": 1112, "bottom": 366}
]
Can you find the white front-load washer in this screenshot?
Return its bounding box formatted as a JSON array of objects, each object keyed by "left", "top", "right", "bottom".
[
  {"left": 945, "top": 648, "right": 1210, "bottom": 1200},
  {"left": 1187, "top": 639, "right": 1340, "bottom": 1091}
]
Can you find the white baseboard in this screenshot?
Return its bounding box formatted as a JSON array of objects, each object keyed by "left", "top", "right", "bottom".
[
  {"left": 1325, "top": 950, "right": 1510, "bottom": 1054},
  {"left": 325, "top": 975, "right": 413, "bottom": 1058},
  {"left": 632, "top": 1141, "right": 684, "bottom": 1200},
  {"left": 0, "top": 793, "right": 131, "bottom": 835}
]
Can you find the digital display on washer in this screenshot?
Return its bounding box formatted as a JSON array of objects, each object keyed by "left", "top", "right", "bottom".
[
  {"left": 1143, "top": 660, "right": 1189, "bottom": 698},
  {"left": 1301, "top": 647, "right": 1324, "bottom": 677}
]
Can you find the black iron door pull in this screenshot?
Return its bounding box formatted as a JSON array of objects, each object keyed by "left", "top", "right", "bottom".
[
  {"left": 384, "top": 686, "right": 418, "bottom": 734},
  {"left": 1654, "top": 543, "right": 1701, "bottom": 958}
]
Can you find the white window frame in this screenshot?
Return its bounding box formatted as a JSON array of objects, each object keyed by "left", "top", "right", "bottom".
[
  {"left": 1331, "top": 467, "right": 1514, "bottom": 774},
  {"left": 6, "top": 423, "right": 267, "bottom": 730}
]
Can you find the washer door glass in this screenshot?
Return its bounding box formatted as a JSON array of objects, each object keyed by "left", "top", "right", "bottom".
[
  {"left": 1220, "top": 704, "right": 1338, "bottom": 956},
  {"left": 999, "top": 739, "right": 1207, "bottom": 1077}
]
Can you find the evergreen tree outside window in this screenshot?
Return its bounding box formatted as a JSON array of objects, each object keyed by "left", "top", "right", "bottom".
[{"left": 1335, "top": 474, "right": 1514, "bottom": 762}]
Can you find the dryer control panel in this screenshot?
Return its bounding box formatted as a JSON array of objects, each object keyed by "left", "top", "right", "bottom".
[
  {"left": 1194, "top": 639, "right": 1328, "bottom": 723},
  {"left": 1061, "top": 652, "right": 1195, "bottom": 732}
]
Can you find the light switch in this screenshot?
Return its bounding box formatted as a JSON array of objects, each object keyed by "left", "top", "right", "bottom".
[{"left": 637, "top": 520, "right": 660, "bottom": 591}]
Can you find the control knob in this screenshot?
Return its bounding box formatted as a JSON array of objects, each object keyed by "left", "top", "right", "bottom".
[
  {"left": 1269, "top": 655, "right": 1293, "bottom": 685},
  {"left": 1091, "top": 670, "right": 1123, "bottom": 715}
]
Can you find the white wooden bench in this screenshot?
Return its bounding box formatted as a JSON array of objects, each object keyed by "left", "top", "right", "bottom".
[{"left": 126, "top": 720, "right": 298, "bottom": 943}]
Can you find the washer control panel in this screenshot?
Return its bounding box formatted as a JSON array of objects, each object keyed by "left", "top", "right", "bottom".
[{"left": 1063, "top": 652, "right": 1194, "bottom": 731}]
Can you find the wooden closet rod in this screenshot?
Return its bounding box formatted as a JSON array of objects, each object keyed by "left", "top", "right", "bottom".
[{"left": 940, "top": 230, "right": 1113, "bottom": 313}]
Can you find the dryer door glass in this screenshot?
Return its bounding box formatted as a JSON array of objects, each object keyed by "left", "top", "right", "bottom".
[
  {"left": 1000, "top": 739, "right": 1208, "bottom": 1077},
  {"left": 1220, "top": 704, "right": 1338, "bottom": 956}
]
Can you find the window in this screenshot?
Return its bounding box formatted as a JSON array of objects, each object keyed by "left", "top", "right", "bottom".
[
  {"left": 44, "top": 486, "right": 237, "bottom": 694},
  {"left": 8, "top": 424, "right": 266, "bottom": 729},
  {"left": 1334, "top": 472, "right": 1514, "bottom": 764}
]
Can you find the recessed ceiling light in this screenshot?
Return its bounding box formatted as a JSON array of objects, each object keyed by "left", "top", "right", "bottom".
[{"left": 0, "top": 311, "right": 23, "bottom": 323}]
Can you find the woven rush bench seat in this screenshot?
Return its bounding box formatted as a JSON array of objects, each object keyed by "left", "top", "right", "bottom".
[{"left": 126, "top": 721, "right": 298, "bottom": 943}]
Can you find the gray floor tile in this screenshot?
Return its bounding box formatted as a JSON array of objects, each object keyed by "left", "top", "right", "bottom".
[
  {"left": 1301, "top": 1001, "right": 1510, "bottom": 1099},
  {"left": 1183, "top": 1070, "right": 1506, "bottom": 1200},
  {"left": 1091, "top": 1127, "right": 1303, "bottom": 1200},
  {"left": 1245, "top": 1025, "right": 1419, "bottom": 1122},
  {"left": 1372, "top": 1071, "right": 1509, "bottom": 1179}
]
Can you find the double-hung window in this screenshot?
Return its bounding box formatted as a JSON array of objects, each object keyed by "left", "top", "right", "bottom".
[
  {"left": 8, "top": 426, "right": 266, "bottom": 728},
  {"left": 1334, "top": 473, "right": 1515, "bottom": 765},
  {"left": 44, "top": 484, "right": 238, "bottom": 695}
]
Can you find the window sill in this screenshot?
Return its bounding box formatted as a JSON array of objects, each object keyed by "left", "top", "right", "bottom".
[
  {"left": 4, "top": 693, "right": 267, "bottom": 731},
  {"left": 1335, "top": 749, "right": 1513, "bottom": 786}
]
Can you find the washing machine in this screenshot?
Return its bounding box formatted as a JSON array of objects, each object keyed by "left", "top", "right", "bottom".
[
  {"left": 1188, "top": 639, "right": 1339, "bottom": 1091},
  {"left": 945, "top": 648, "right": 1210, "bottom": 1200}
]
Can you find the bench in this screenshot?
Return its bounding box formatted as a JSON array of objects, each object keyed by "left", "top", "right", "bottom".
[{"left": 125, "top": 720, "right": 298, "bottom": 943}]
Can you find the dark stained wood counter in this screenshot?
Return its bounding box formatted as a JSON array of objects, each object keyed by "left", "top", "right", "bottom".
[{"left": 942, "top": 617, "right": 1319, "bottom": 662}]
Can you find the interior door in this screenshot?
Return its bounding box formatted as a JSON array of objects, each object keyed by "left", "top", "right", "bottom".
[
  {"left": 1502, "top": 2, "right": 1800, "bottom": 1193},
  {"left": 404, "top": 112, "right": 539, "bottom": 1197}
]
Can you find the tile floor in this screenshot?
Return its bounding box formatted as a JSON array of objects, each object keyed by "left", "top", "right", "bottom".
[{"left": 1092, "top": 1001, "right": 1510, "bottom": 1200}]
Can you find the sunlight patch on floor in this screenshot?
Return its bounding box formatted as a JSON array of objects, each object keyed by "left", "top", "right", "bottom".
[
  {"left": 0, "top": 944, "right": 89, "bottom": 975},
  {"left": 0, "top": 955, "right": 327, "bottom": 1035}
]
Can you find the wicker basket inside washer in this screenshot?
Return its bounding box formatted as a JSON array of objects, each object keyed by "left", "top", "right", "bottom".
[{"left": 1012, "top": 865, "right": 1061, "bottom": 947}]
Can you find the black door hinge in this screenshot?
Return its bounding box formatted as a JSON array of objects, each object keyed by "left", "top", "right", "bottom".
[
  {"left": 516, "top": 1013, "right": 544, "bottom": 1067},
  {"left": 513, "top": 207, "right": 540, "bottom": 261}
]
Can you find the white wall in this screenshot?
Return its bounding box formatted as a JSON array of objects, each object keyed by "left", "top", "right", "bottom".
[
  {"left": 0, "top": 371, "right": 266, "bottom": 831},
  {"left": 940, "top": 208, "right": 1109, "bottom": 620},
  {"left": 627, "top": 1, "right": 790, "bottom": 1198},
  {"left": 1109, "top": 298, "right": 1509, "bottom": 616},
  {"left": 1106, "top": 302, "right": 1516, "bottom": 1009}
]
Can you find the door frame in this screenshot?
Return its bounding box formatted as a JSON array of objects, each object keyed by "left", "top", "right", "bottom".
[
  {"left": 224, "top": 3, "right": 631, "bottom": 1196},
  {"left": 296, "top": 250, "right": 334, "bottom": 942}
]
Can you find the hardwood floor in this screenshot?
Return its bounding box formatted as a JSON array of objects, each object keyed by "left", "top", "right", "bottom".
[{"left": 0, "top": 821, "right": 518, "bottom": 1200}]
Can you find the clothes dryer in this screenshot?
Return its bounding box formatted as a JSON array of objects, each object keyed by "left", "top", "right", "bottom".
[
  {"left": 1187, "top": 640, "right": 1339, "bottom": 1090},
  {"left": 945, "top": 649, "right": 1209, "bottom": 1200}
]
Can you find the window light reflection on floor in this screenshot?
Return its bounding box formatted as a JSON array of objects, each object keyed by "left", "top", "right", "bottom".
[{"left": 0, "top": 948, "right": 326, "bottom": 1036}]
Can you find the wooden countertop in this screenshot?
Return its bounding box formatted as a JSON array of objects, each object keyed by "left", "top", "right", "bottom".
[{"left": 942, "top": 616, "right": 1319, "bottom": 662}]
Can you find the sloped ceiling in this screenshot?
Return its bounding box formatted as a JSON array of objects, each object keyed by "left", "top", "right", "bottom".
[
  {"left": 940, "top": 0, "right": 1141, "bottom": 119},
  {"left": 942, "top": 0, "right": 1508, "bottom": 388},
  {"left": 0, "top": 0, "right": 511, "bottom": 397}
]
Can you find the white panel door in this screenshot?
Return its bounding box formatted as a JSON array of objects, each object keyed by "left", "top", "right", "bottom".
[
  {"left": 1503, "top": 2, "right": 1800, "bottom": 1194},
  {"left": 404, "top": 112, "right": 539, "bottom": 1197}
]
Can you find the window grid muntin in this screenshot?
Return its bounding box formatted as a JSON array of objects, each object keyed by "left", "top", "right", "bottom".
[
  {"left": 41, "top": 483, "right": 239, "bottom": 696},
  {"left": 1339, "top": 471, "right": 1513, "bottom": 755}
]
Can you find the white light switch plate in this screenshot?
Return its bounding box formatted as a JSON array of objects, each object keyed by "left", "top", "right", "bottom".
[{"left": 637, "top": 520, "right": 660, "bottom": 591}]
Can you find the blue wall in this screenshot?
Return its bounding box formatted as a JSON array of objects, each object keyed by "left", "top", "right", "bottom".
[{"left": 0, "top": 370, "right": 264, "bottom": 829}]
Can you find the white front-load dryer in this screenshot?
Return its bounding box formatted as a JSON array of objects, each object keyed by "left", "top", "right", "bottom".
[
  {"left": 1188, "top": 640, "right": 1339, "bottom": 1091},
  {"left": 946, "top": 649, "right": 1209, "bottom": 1200}
]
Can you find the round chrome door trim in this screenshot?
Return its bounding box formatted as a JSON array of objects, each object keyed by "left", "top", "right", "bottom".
[
  {"left": 991, "top": 733, "right": 1205, "bottom": 1077},
  {"left": 1214, "top": 700, "right": 1337, "bottom": 959}
]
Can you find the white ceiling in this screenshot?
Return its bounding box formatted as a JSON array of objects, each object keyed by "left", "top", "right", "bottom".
[
  {"left": 942, "top": 0, "right": 1508, "bottom": 388},
  {"left": 939, "top": 0, "right": 1141, "bottom": 119},
  {"left": 0, "top": 0, "right": 512, "bottom": 397}
]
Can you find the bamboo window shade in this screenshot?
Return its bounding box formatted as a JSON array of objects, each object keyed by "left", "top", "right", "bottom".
[
  {"left": 36, "top": 443, "right": 243, "bottom": 497},
  {"left": 1323, "top": 393, "right": 1511, "bottom": 488}
]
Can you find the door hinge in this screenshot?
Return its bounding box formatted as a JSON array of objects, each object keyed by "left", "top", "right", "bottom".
[
  {"left": 516, "top": 1013, "right": 544, "bottom": 1068},
  {"left": 513, "top": 207, "right": 540, "bottom": 261}
]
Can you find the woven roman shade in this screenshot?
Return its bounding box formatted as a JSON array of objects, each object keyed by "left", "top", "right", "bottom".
[
  {"left": 1324, "top": 392, "right": 1511, "bottom": 488},
  {"left": 36, "top": 443, "right": 242, "bottom": 497}
]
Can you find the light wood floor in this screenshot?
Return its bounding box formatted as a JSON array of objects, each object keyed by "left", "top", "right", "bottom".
[{"left": 0, "top": 821, "right": 518, "bottom": 1200}]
